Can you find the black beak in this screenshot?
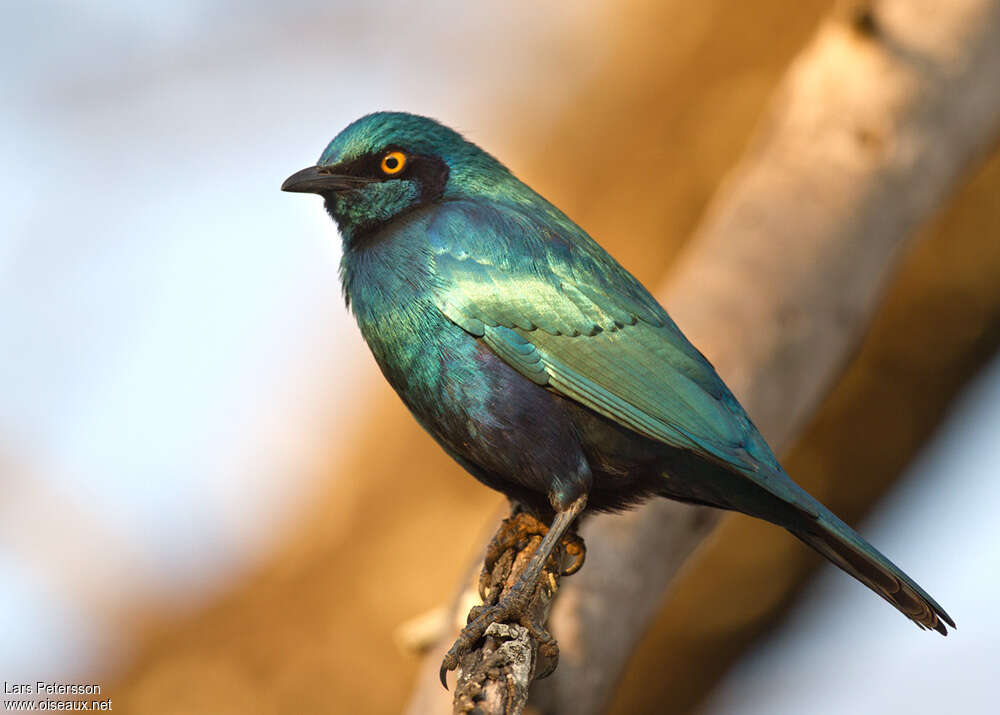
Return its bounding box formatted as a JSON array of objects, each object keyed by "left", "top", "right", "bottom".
[{"left": 281, "top": 165, "right": 374, "bottom": 194}]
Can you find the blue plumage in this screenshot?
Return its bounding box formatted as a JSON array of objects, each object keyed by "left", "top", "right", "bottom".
[{"left": 283, "top": 112, "right": 953, "bottom": 644}]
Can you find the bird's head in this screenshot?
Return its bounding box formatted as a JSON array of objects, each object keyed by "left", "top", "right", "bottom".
[{"left": 282, "top": 112, "right": 513, "bottom": 244}]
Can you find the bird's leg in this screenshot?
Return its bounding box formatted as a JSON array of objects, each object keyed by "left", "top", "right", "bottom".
[{"left": 440, "top": 495, "right": 587, "bottom": 687}]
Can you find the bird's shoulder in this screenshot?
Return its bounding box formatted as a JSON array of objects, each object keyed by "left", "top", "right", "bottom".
[{"left": 426, "top": 198, "right": 668, "bottom": 337}]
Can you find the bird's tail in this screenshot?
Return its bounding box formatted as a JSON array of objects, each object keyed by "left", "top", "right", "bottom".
[{"left": 789, "top": 511, "right": 955, "bottom": 635}]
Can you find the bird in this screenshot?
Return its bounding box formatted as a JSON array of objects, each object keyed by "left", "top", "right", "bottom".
[{"left": 282, "top": 111, "right": 954, "bottom": 681}]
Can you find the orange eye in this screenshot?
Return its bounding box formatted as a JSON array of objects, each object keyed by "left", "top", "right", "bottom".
[{"left": 380, "top": 151, "right": 407, "bottom": 175}]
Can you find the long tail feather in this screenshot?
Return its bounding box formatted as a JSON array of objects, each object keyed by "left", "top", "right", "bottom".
[{"left": 791, "top": 514, "right": 955, "bottom": 635}]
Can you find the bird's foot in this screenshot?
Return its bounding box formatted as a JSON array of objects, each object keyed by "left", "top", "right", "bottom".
[
  {"left": 441, "top": 512, "right": 586, "bottom": 688},
  {"left": 478, "top": 511, "right": 550, "bottom": 601},
  {"left": 439, "top": 578, "right": 559, "bottom": 687},
  {"left": 477, "top": 511, "right": 587, "bottom": 600}
]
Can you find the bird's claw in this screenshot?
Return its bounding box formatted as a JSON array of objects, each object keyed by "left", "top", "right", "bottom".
[
  {"left": 438, "top": 584, "right": 558, "bottom": 689},
  {"left": 560, "top": 531, "right": 586, "bottom": 576},
  {"left": 527, "top": 614, "right": 560, "bottom": 679},
  {"left": 439, "top": 659, "right": 454, "bottom": 689}
]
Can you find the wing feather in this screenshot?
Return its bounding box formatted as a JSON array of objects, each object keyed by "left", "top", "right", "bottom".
[{"left": 428, "top": 200, "right": 792, "bottom": 488}]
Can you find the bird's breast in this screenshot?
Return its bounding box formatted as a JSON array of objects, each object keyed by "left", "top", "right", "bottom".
[{"left": 341, "top": 230, "right": 477, "bottom": 411}]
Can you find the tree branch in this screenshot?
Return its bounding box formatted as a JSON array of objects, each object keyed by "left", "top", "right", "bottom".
[{"left": 408, "top": 1, "right": 1000, "bottom": 712}]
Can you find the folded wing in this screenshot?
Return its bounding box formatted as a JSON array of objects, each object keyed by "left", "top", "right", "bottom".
[{"left": 427, "top": 200, "right": 794, "bottom": 494}]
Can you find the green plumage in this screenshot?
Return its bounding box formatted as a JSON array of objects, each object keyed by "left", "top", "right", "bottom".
[{"left": 283, "top": 111, "right": 954, "bottom": 639}]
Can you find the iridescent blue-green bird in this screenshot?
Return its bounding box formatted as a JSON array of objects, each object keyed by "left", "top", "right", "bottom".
[{"left": 282, "top": 112, "right": 953, "bottom": 679}]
